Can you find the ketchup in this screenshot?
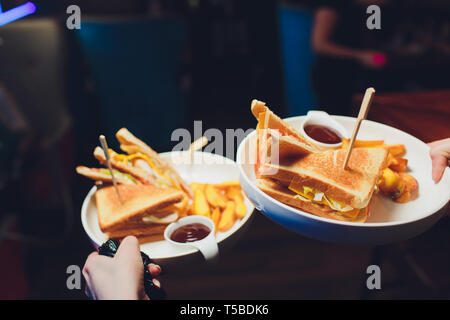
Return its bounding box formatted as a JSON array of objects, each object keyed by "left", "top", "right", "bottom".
[
  {"left": 304, "top": 124, "right": 342, "bottom": 144},
  {"left": 170, "top": 223, "right": 211, "bottom": 243}
]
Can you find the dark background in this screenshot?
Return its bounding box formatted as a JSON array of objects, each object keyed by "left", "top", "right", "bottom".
[{"left": 0, "top": 0, "right": 449, "bottom": 299}]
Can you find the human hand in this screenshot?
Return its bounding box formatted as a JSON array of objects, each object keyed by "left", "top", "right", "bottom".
[
  {"left": 82, "top": 236, "right": 162, "bottom": 300},
  {"left": 358, "top": 51, "right": 387, "bottom": 68},
  {"left": 428, "top": 138, "right": 450, "bottom": 183}
]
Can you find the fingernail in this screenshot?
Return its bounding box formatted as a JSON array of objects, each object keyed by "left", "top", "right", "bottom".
[
  {"left": 152, "top": 278, "right": 161, "bottom": 288},
  {"left": 150, "top": 263, "right": 161, "bottom": 273}
]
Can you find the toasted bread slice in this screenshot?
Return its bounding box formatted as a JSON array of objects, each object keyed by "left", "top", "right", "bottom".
[
  {"left": 268, "top": 130, "right": 315, "bottom": 160},
  {"left": 93, "top": 147, "right": 157, "bottom": 185},
  {"left": 259, "top": 147, "right": 388, "bottom": 209},
  {"left": 251, "top": 100, "right": 318, "bottom": 155},
  {"left": 76, "top": 166, "right": 140, "bottom": 185},
  {"left": 116, "top": 128, "right": 193, "bottom": 198},
  {"left": 95, "top": 184, "right": 184, "bottom": 232},
  {"left": 106, "top": 223, "right": 167, "bottom": 240},
  {"left": 256, "top": 178, "right": 368, "bottom": 222}
]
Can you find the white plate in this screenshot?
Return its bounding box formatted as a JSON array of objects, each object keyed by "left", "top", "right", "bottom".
[
  {"left": 81, "top": 151, "right": 255, "bottom": 264},
  {"left": 237, "top": 116, "right": 450, "bottom": 244}
]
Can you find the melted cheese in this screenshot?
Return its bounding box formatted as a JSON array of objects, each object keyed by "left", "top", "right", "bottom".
[
  {"left": 289, "top": 184, "right": 356, "bottom": 217},
  {"left": 112, "top": 151, "right": 181, "bottom": 190}
]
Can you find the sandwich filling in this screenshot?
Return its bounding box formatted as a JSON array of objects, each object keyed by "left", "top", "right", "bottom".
[
  {"left": 100, "top": 151, "right": 188, "bottom": 220},
  {"left": 110, "top": 150, "right": 181, "bottom": 190},
  {"left": 93, "top": 168, "right": 139, "bottom": 184},
  {"left": 288, "top": 184, "right": 360, "bottom": 219}
]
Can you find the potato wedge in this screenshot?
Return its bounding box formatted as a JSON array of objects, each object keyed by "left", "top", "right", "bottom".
[
  {"left": 226, "top": 187, "right": 247, "bottom": 219},
  {"left": 218, "top": 201, "right": 236, "bottom": 232},
  {"left": 234, "top": 196, "right": 247, "bottom": 219},
  {"left": 399, "top": 172, "right": 418, "bottom": 193},
  {"left": 193, "top": 189, "right": 210, "bottom": 217},
  {"left": 211, "top": 207, "right": 221, "bottom": 233},
  {"left": 384, "top": 144, "right": 406, "bottom": 157},
  {"left": 378, "top": 168, "right": 402, "bottom": 194},
  {"left": 389, "top": 157, "right": 408, "bottom": 172},
  {"left": 191, "top": 183, "right": 205, "bottom": 192},
  {"left": 394, "top": 190, "right": 411, "bottom": 203},
  {"left": 386, "top": 152, "right": 394, "bottom": 167},
  {"left": 205, "top": 184, "right": 227, "bottom": 208},
  {"left": 214, "top": 181, "right": 241, "bottom": 189},
  {"left": 226, "top": 187, "right": 243, "bottom": 200}
]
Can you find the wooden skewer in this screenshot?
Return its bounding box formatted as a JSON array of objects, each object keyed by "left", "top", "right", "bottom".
[
  {"left": 99, "top": 135, "right": 123, "bottom": 204},
  {"left": 189, "top": 136, "right": 209, "bottom": 153},
  {"left": 343, "top": 87, "right": 376, "bottom": 169},
  {"left": 188, "top": 136, "right": 208, "bottom": 164}
]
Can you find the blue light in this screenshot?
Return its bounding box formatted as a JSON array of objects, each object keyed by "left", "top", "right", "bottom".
[{"left": 0, "top": 2, "right": 36, "bottom": 26}]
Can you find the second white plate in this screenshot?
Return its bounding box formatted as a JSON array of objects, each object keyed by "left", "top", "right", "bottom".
[{"left": 81, "top": 151, "right": 255, "bottom": 264}]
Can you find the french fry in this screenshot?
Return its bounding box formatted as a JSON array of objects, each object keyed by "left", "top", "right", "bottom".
[
  {"left": 226, "top": 187, "right": 247, "bottom": 219},
  {"left": 355, "top": 140, "right": 384, "bottom": 147},
  {"left": 193, "top": 189, "right": 210, "bottom": 217},
  {"left": 213, "top": 181, "right": 241, "bottom": 189},
  {"left": 205, "top": 184, "right": 227, "bottom": 208},
  {"left": 211, "top": 207, "right": 221, "bottom": 233},
  {"left": 234, "top": 196, "right": 247, "bottom": 219},
  {"left": 191, "top": 183, "right": 205, "bottom": 192},
  {"left": 218, "top": 201, "right": 236, "bottom": 232},
  {"left": 342, "top": 139, "right": 384, "bottom": 148},
  {"left": 341, "top": 138, "right": 350, "bottom": 149},
  {"left": 340, "top": 137, "right": 415, "bottom": 203},
  {"left": 226, "top": 187, "right": 243, "bottom": 200},
  {"left": 188, "top": 181, "right": 248, "bottom": 231},
  {"left": 389, "top": 157, "right": 408, "bottom": 172},
  {"left": 383, "top": 144, "right": 406, "bottom": 157}
]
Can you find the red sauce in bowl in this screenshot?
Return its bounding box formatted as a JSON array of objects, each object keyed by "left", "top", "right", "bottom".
[
  {"left": 304, "top": 124, "right": 342, "bottom": 144},
  {"left": 170, "top": 223, "right": 211, "bottom": 243}
]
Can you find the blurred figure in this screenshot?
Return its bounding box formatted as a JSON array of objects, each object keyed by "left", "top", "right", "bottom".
[{"left": 311, "top": 0, "right": 389, "bottom": 115}]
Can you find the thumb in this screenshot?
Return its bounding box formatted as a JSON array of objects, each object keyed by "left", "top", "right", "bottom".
[
  {"left": 430, "top": 153, "right": 447, "bottom": 183},
  {"left": 115, "top": 236, "right": 142, "bottom": 264}
]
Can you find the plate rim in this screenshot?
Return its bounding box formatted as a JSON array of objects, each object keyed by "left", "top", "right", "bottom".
[
  {"left": 81, "top": 150, "right": 255, "bottom": 260},
  {"left": 236, "top": 115, "right": 450, "bottom": 228}
]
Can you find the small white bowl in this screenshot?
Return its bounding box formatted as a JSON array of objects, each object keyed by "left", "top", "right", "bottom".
[
  {"left": 164, "top": 215, "right": 219, "bottom": 263},
  {"left": 300, "top": 110, "right": 349, "bottom": 150}
]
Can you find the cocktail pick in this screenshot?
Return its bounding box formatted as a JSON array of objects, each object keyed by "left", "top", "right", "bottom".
[{"left": 343, "top": 87, "right": 375, "bottom": 169}]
